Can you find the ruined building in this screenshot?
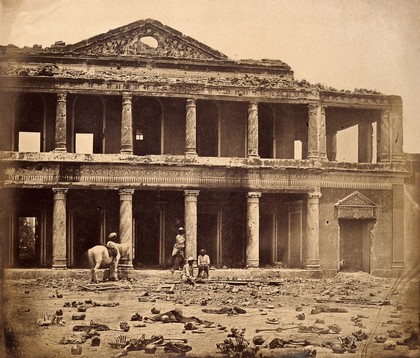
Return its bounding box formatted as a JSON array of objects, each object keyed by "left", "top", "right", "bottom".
[{"left": 0, "top": 19, "right": 409, "bottom": 275}]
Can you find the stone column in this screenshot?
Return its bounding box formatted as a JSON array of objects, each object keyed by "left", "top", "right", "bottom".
[
  {"left": 246, "top": 192, "right": 261, "bottom": 267},
  {"left": 185, "top": 99, "right": 197, "bottom": 157},
  {"left": 326, "top": 132, "right": 337, "bottom": 161},
  {"left": 392, "top": 184, "right": 404, "bottom": 272},
  {"left": 358, "top": 122, "right": 373, "bottom": 163},
  {"left": 390, "top": 98, "right": 404, "bottom": 162},
  {"left": 307, "top": 104, "right": 319, "bottom": 159},
  {"left": 306, "top": 189, "right": 321, "bottom": 269},
  {"left": 378, "top": 109, "right": 390, "bottom": 162},
  {"left": 184, "top": 190, "right": 199, "bottom": 261},
  {"left": 119, "top": 189, "right": 134, "bottom": 269},
  {"left": 121, "top": 93, "right": 133, "bottom": 154},
  {"left": 319, "top": 106, "right": 327, "bottom": 160},
  {"left": 54, "top": 93, "right": 67, "bottom": 152},
  {"left": 52, "top": 188, "right": 68, "bottom": 268},
  {"left": 247, "top": 102, "right": 259, "bottom": 158}
]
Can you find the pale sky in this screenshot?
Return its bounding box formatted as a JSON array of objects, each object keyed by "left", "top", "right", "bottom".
[{"left": 1, "top": 0, "right": 419, "bottom": 153}]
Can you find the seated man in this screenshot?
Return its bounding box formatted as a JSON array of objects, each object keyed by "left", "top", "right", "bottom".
[
  {"left": 197, "top": 249, "right": 210, "bottom": 279},
  {"left": 181, "top": 256, "right": 195, "bottom": 286}
]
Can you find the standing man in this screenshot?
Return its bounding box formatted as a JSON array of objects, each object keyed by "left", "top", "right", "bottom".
[{"left": 171, "top": 227, "right": 185, "bottom": 272}]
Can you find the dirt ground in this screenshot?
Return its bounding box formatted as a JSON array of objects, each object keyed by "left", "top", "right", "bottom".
[{"left": 1, "top": 269, "right": 419, "bottom": 358}]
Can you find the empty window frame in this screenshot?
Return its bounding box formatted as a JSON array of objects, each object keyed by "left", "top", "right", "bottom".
[{"left": 14, "top": 93, "right": 45, "bottom": 152}]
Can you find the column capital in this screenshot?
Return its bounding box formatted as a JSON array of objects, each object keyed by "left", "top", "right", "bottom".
[
  {"left": 247, "top": 191, "right": 262, "bottom": 199},
  {"left": 52, "top": 188, "right": 68, "bottom": 197},
  {"left": 186, "top": 98, "right": 197, "bottom": 107},
  {"left": 308, "top": 189, "right": 322, "bottom": 200},
  {"left": 308, "top": 103, "right": 320, "bottom": 114},
  {"left": 122, "top": 92, "right": 132, "bottom": 101},
  {"left": 119, "top": 188, "right": 134, "bottom": 200},
  {"left": 57, "top": 92, "right": 67, "bottom": 102},
  {"left": 184, "top": 189, "right": 200, "bottom": 197}
]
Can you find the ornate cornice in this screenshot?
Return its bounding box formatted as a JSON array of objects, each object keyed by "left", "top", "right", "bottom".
[{"left": 0, "top": 161, "right": 402, "bottom": 191}]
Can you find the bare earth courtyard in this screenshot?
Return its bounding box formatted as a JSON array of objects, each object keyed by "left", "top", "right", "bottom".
[{"left": 0, "top": 269, "right": 419, "bottom": 358}]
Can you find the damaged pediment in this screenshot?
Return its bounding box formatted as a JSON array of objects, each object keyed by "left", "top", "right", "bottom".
[
  {"left": 64, "top": 19, "right": 228, "bottom": 60},
  {"left": 336, "top": 191, "right": 377, "bottom": 219}
]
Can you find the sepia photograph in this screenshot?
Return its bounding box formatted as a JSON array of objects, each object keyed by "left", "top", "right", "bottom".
[{"left": 0, "top": 0, "right": 419, "bottom": 357}]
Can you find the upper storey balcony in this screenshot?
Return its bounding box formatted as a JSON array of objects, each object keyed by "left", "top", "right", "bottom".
[
  {"left": 0, "top": 91, "right": 406, "bottom": 174},
  {"left": 0, "top": 19, "right": 407, "bottom": 177}
]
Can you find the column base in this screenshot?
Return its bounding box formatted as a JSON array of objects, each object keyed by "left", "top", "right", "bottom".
[
  {"left": 391, "top": 262, "right": 404, "bottom": 274},
  {"left": 52, "top": 259, "right": 67, "bottom": 269},
  {"left": 118, "top": 265, "right": 134, "bottom": 270},
  {"left": 246, "top": 260, "right": 259, "bottom": 268},
  {"left": 185, "top": 151, "right": 197, "bottom": 158},
  {"left": 53, "top": 147, "right": 67, "bottom": 152},
  {"left": 306, "top": 264, "right": 320, "bottom": 270},
  {"left": 120, "top": 150, "right": 133, "bottom": 155},
  {"left": 118, "top": 259, "right": 134, "bottom": 271}
]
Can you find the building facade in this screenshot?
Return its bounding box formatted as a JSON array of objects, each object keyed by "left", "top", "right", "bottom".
[{"left": 0, "top": 20, "right": 409, "bottom": 275}]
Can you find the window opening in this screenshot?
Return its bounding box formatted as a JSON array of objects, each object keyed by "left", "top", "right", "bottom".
[
  {"left": 75, "top": 133, "right": 94, "bottom": 154},
  {"left": 294, "top": 140, "right": 302, "bottom": 160},
  {"left": 140, "top": 36, "right": 158, "bottom": 49},
  {"left": 371, "top": 122, "right": 377, "bottom": 163},
  {"left": 18, "top": 132, "right": 41, "bottom": 152},
  {"left": 336, "top": 125, "right": 358, "bottom": 162}
]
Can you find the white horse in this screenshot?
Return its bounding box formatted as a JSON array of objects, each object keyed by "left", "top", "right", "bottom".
[{"left": 87, "top": 241, "right": 131, "bottom": 283}]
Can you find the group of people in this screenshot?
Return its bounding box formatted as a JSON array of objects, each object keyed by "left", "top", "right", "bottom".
[
  {"left": 104, "top": 227, "right": 211, "bottom": 286},
  {"left": 171, "top": 227, "right": 210, "bottom": 285}
]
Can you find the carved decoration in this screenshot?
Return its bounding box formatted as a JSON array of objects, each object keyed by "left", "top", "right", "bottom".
[
  {"left": 68, "top": 21, "right": 227, "bottom": 60},
  {"left": 0, "top": 63, "right": 392, "bottom": 106},
  {"left": 335, "top": 191, "right": 377, "bottom": 219},
  {"left": 1, "top": 161, "right": 398, "bottom": 191}
]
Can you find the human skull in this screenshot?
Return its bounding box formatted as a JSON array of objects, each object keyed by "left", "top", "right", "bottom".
[{"left": 161, "top": 314, "right": 170, "bottom": 323}]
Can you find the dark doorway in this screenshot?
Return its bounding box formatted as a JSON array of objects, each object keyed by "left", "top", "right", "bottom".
[
  {"left": 258, "top": 104, "right": 274, "bottom": 158},
  {"left": 16, "top": 216, "right": 40, "bottom": 267},
  {"left": 135, "top": 213, "right": 160, "bottom": 267},
  {"left": 133, "top": 98, "right": 162, "bottom": 155},
  {"left": 339, "top": 219, "right": 371, "bottom": 272},
  {"left": 287, "top": 201, "right": 303, "bottom": 268},
  {"left": 197, "top": 213, "right": 217, "bottom": 264},
  {"left": 259, "top": 213, "right": 274, "bottom": 265},
  {"left": 197, "top": 101, "right": 218, "bottom": 157},
  {"left": 72, "top": 211, "right": 101, "bottom": 268}
]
